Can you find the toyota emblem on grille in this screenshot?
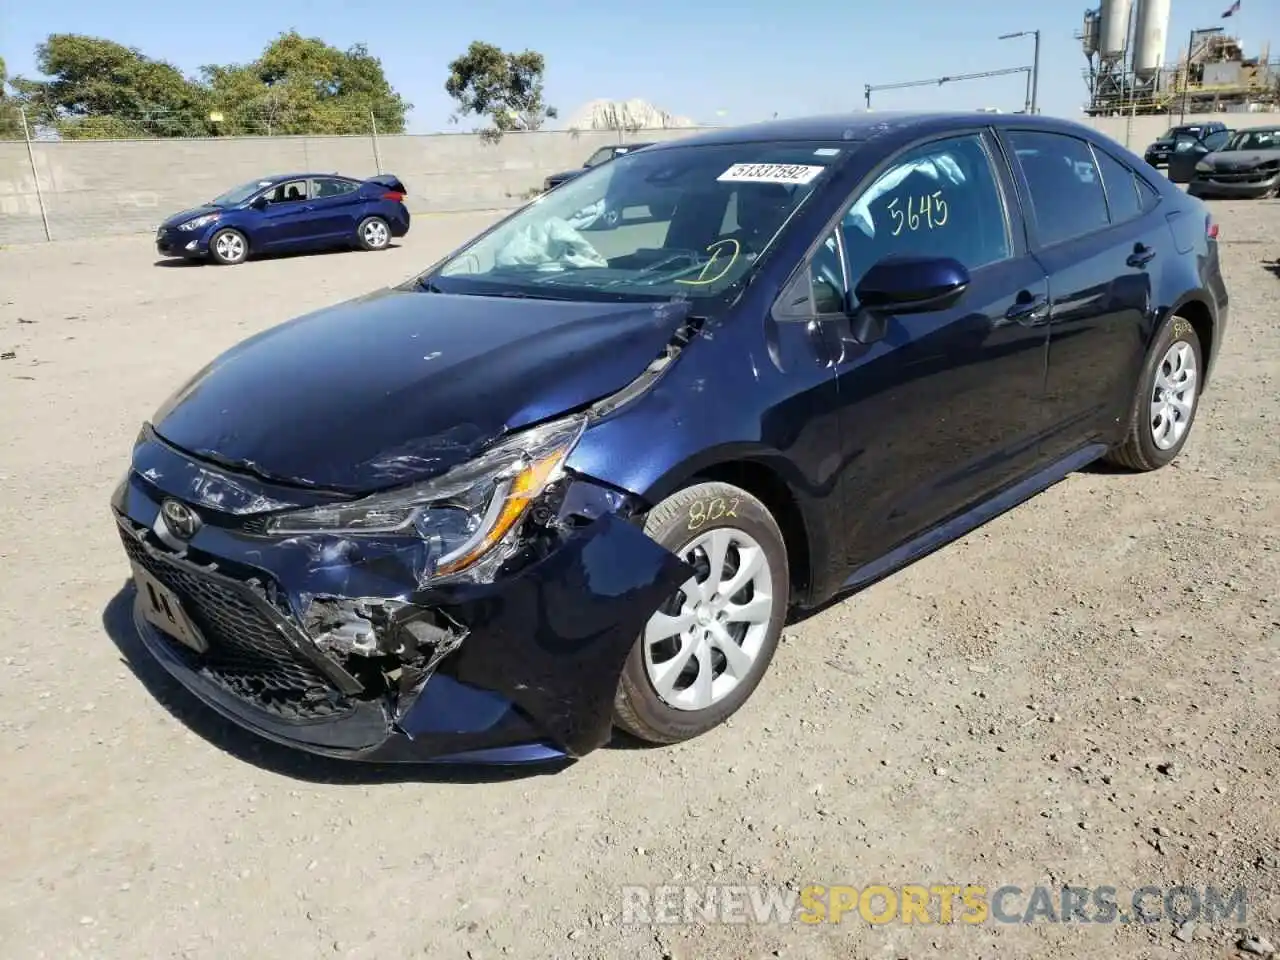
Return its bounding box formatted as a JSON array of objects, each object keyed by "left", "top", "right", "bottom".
[{"left": 160, "top": 499, "right": 201, "bottom": 540}]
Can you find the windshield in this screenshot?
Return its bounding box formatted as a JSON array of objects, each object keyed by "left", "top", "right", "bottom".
[
  {"left": 426, "top": 140, "right": 847, "bottom": 301},
  {"left": 211, "top": 179, "right": 272, "bottom": 206},
  {"left": 584, "top": 148, "right": 616, "bottom": 168},
  {"left": 1224, "top": 128, "right": 1280, "bottom": 151}
]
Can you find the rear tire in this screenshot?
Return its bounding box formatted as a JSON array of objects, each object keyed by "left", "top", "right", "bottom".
[
  {"left": 356, "top": 216, "right": 391, "bottom": 251},
  {"left": 1104, "top": 313, "right": 1204, "bottom": 471},
  {"left": 613, "top": 482, "right": 789, "bottom": 745},
  {"left": 208, "top": 228, "right": 248, "bottom": 265}
]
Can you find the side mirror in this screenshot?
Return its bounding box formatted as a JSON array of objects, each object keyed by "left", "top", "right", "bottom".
[
  {"left": 250, "top": 195, "right": 269, "bottom": 210},
  {"left": 854, "top": 255, "right": 971, "bottom": 315}
]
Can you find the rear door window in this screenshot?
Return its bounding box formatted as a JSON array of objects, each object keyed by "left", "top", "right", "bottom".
[
  {"left": 311, "top": 178, "right": 358, "bottom": 199},
  {"left": 1007, "top": 131, "right": 1109, "bottom": 246}
]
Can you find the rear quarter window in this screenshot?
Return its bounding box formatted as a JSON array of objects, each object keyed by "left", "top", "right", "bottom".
[{"left": 1090, "top": 147, "right": 1143, "bottom": 224}]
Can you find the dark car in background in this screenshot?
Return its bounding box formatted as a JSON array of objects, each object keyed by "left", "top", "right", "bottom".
[
  {"left": 1188, "top": 126, "right": 1280, "bottom": 198},
  {"left": 155, "top": 172, "right": 410, "bottom": 265},
  {"left": 1143, "top": 121, "right": 1229, "bottom": 169},
  {"left": 1166, "top": 127, "right": 1234, "bottom": 183},
  {"left": 115, "top": 112, "right": 1227, "bottom": 766},
  {"left": 542, "top": 142, "right": 654, "bottom": 192}
]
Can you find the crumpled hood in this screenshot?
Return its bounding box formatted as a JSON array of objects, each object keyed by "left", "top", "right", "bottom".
[
  {"left": 159, "top": 205, "right": 222, "bottom": 230},
  {"left": 1203, "top": 148, "right": 1280, "bottom": 169},
  {"left": 150, "top": 287, "right": 691, "bottom": 494}
]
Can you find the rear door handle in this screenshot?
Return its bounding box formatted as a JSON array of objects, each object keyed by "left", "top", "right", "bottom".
[
  {"left": 1003, "top": 293, "right": 1049, "bottom": 326},
  {"left": 1127, "top": 243, "right": 1156, "bottom": 267}
]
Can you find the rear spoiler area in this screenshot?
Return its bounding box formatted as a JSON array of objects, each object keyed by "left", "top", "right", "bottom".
[{"left": 365, "top": 173, "right": 407, "bottom": 196}]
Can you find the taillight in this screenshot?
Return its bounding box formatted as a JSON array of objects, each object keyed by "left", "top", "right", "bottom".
[
  {"left": 1206, "top": 214, "right": 1219, "bottom": 240},
  {"left": 383, "top": 191, "right": 404, "bottom": 202}
]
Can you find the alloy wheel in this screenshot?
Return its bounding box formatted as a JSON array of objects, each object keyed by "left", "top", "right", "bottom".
[
  {"left": 1150, "top": 339, "right": 1198, "bottom": 450},
  {"left": 363, "top": 220, "right": 389, "bottom": 248},
  {"left": 215, "top": 232, "right": 245, "bottom": 263},
  {"left": 642, "top": 527, "right": 775, "bottom": 712}
]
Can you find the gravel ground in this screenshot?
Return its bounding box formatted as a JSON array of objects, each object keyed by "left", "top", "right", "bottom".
[{"left": 0, "top": 202, "right": 1276, "bottom": 960}]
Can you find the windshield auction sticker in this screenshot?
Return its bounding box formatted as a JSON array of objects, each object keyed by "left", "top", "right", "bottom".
[{"left": 717, "top": 163, "right": 826, "bottom": 185}]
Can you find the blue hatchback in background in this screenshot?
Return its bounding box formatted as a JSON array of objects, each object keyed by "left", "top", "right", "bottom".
[{"left": 154, "top": 172, "right": 411, "bottom": 265}]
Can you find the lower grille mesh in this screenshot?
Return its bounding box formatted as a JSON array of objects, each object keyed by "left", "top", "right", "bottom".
[{"left": 120, "top": 529, "right": 354, "bottom": 721}]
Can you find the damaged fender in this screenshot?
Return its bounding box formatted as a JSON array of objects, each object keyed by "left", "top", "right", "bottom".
[
  {"left": 114, "top": 444, "right": 695, "bottom": 761},
  {"left": 414, "top": 511, "right": 694, "bottom": 756}
]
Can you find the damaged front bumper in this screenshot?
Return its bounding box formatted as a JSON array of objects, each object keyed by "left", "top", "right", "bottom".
[{"left": 111, "top": 433, "right": 692, "bottom": 764}]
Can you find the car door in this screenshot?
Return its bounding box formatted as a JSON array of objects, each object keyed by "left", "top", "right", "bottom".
[
  {"left": 784, "top": 130, "right": 1052, "bottom": 574},
  {"left": 307, "top": 177, "right": 363, "bottom": 242},
  {"left": 252, "top": 179, "right": 315, "bottom": 249},
  {"left": 1001, "top": 130, "right": 1162, "bottom": 462}
]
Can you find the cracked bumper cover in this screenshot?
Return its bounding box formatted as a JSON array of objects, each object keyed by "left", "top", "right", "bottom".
[{"left": 111, "top": 440, "right": 693, "bottom": 763}]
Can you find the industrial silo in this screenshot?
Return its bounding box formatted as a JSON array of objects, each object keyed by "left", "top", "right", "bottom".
[
  {"left": 1098, "top": 0, "right": 1132, "bottom": 60},
  {"left": 1082, "top": 8, "right": 1101, "bottom": 58},
  {"left": 1132, "top": 0, "right": 1172, "bottom": 76}
]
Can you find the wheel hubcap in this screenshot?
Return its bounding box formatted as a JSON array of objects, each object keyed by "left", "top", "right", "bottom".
[
  {"left": 1150, "top": 339, "right": 1198, "bottom": 450},
  {"left": 642, "top": 527, "right": 774, "bottom": 712},
  {"left": 216, "top": 233, "right": 244, "bottom": 261},
  {"left": 365, "top": 221, "right": 388, "bottom": 246}
]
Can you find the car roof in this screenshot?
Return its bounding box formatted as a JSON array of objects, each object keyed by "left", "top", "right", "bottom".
[
  {"left": 639, "top": 111, "right": 1120, "bottom": 149},
  {"left": 259, "top": 172, "right": 358, "bottom": 183}
]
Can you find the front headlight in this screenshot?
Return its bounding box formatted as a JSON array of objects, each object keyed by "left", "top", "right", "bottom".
[
  {"left": 179, "top": 213, "right": 220, "bottom": 231},
  {"left": 264, "top": 415, "right": 587, "bottom": 580},
  {"left": 1195, "top": 161, "right": 1213, "bottom": 173}
]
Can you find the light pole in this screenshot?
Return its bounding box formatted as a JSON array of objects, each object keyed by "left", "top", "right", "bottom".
[{"left": 999, "top": 30, "right": 1041, "bottom": 114}]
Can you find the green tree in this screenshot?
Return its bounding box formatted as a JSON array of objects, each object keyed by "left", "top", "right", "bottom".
[
  {"left": 0, "top": 56, "right": 24, "bottom": 139},
  {"left": 11, "top": 34, "right": 207, "bottom": 138},
  {"left": 202, "top": 32, "right": 410, "bottom": 135},
  {"left": 9, "top": 31, "right": 410, "bottom": 139},
  {"left": 445, "top": 41, "right": 557, "bottom": 141}
]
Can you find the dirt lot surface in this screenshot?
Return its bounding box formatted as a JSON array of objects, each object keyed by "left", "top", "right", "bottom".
[{"left": 0, "top": 203, "right": 1276, "bottom": 960}]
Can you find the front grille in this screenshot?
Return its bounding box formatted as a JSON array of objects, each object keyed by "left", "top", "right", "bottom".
[
  {"left": 119, "top": 528, "right": 355, "bottom": 722},
  {"left": 1208, "top": 169, "right": 1276, "bottom": 184}
]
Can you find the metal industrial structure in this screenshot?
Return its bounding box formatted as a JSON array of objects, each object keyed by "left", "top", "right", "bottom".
[
  {"left": 864, "top": 66, "right": 1034, "bottom": 113},
  {"left": 1079, "top": 0, "right": 1279, "bottom": 116}
]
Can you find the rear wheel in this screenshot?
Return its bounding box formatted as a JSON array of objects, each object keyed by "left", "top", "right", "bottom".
[
  {"left": 208, "top": 228, "right": 248, "bottom": 265},
  {"left": 613, "top": 482, "right": 789, "bottom": 744},
  {"left": 1105, "top": 313, "right": 1204, "bottom": 471},
  {"left": 357, "top": 216, "right": 391, "bottom": 251}
]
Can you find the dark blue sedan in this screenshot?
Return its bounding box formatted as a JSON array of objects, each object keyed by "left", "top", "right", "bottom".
[
  {"left": 154, "top": 172, "right": 411, "bottom": 265},
  {"left": 114, "top": 112, "right": 1228, "bottom": 765}
]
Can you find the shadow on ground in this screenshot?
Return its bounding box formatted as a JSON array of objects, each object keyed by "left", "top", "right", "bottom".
[
  {"left": 153, "top": 243, "right": 403, "bottom": 268},
  {"left": 101, "top": 582, "right": 573, "bottom": 784}
]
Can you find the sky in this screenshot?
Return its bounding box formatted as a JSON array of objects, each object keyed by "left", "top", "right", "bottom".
[{"left": 2, "top": 0, "right": 1276, "bottom": 132}]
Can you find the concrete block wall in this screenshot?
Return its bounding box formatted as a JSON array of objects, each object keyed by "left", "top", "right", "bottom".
[
  {"left": 1084, "top": 111, "right": 1280, "bottom": 152},
  {"left": 2, "top": 112, "right": 1277, "bottom": 245},
  {"left": 0, "top": 127, "right": 703, "bottom": 245}
]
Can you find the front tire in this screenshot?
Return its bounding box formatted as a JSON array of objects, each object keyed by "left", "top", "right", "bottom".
[
  {"left": 208, "top": 228, "right": 248, "bottom": 265},
  {"left": 1105, "top": 313, "right": 1204, "bottom": 471},
  {"left": 613, "top": 482, "right": 789, "bottom": 744},
  {"left": 357, "top": 216, "right": 391, "bottom": 251}
]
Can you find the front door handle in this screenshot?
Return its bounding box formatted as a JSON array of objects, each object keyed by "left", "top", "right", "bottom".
[
  {"left": 1127, "top": 242, "right": 1156, "bottom": 268},
  {"left": 1003, "top": 293, "right": 1050, "bottom": 326}
]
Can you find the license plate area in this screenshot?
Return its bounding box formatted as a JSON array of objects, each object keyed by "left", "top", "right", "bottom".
[{"left": 132, "top": 562, "right": 209, "bottom": 653}]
